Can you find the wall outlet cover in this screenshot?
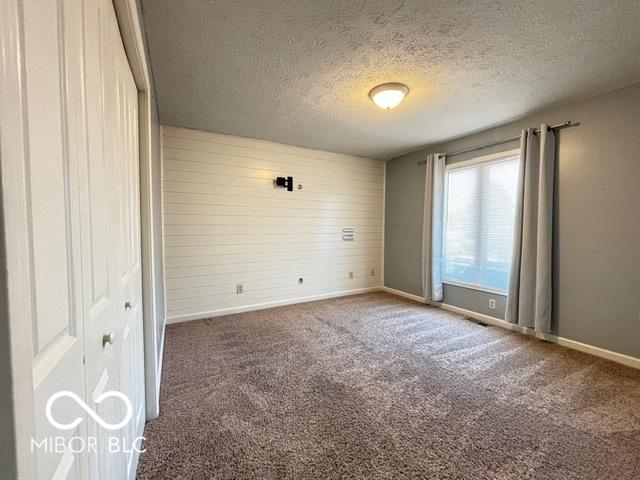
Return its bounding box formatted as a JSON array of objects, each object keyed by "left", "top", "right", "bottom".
[
  {"left": 488, "top": 299, "right": 496, "bottom": 309},
  {"left": 236, "top": 283, "right": 244, "bottom": 294}
]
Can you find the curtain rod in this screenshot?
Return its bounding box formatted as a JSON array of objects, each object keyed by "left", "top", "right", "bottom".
[{"left": 417, "top": 121, "right": 575, "bottom": 164}]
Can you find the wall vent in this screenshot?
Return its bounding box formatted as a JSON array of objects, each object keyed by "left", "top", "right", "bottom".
[{"left": 466, "top": 316, "right": 489, "bottom": 327}]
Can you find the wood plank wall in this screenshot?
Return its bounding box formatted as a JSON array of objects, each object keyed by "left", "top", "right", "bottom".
[{"left": 161, "top": 126, "right": 385, "bottom": 322}]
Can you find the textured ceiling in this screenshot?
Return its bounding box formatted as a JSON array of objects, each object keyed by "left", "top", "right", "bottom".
[{"left": 141, "top": 0, "right": 640, "bottom": 159}]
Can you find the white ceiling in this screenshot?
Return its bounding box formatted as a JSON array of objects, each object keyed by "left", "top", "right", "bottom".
[{"left": 141, "top": 0, "right": 640, "bottom": 160}]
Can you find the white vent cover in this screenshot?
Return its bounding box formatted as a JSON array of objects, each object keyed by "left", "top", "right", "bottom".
[{"left": 342, "top": 228, "right": 354, "bottom": 241}]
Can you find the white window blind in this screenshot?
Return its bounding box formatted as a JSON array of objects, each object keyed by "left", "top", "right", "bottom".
[{"left": 443, "top": 154, "right": 520, "bottom": 293}]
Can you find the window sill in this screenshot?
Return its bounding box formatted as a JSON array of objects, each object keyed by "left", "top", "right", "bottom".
[{"left": 442, "top": 281, "right": 507, "bottom": 296}]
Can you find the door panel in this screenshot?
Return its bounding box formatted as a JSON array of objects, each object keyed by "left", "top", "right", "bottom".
[
  {"left": 104, "top": 4, "right": 144, "bottom": 475},
  {"left": 113, "top": 19, "right": 145, "bottom": 477},
  {"left": 82, "top": 0, "right": 145, "bottom": 477},
  {"left": 24, "top": 0, "right": 89, "bottom": 478},
  {"left": 82, "top": 0, "right": 124, "bottom": 476},
  {"left": 24, "top": 0, "right": 73, "bottom": 356}
]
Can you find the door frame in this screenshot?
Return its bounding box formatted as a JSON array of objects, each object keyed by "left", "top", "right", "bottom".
[{"left": 0, "top": 0, "right": 163, "bottom": 477}]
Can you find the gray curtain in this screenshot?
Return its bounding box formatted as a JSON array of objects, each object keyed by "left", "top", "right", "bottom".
[
  {"left": 506, "top": 125, "right": 555, "bottom": 332},
  {"left": 421, "top": 153, "right": 446, "bottom": 303}
]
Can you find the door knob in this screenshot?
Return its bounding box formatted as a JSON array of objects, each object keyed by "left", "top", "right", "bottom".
[
  {"left": 102, "top": 332, "right": 115, "bottom": 347},
  {"left": 124, "top": 301, "right": 132, "bottom": 310}
]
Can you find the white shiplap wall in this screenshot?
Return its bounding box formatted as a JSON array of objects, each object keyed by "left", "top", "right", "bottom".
[{"left": 162, "top": 126, "right": 385, "bottom": 323}]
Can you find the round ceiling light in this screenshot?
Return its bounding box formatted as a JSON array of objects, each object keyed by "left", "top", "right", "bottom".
[{"left": 369, "top": 82, "right": 409, "bottom": 110}]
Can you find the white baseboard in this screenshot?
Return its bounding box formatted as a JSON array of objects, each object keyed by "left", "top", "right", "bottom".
[
  {"left": 546, "top": 332, "right": 640, "bottom": 370},
  {"left": 167, "top": 287, "right": 382, "bottom": 324},
  {"left": 381, "top": 286, "right": 425, "bottom": 303},
  {"left": 384, "top": 286, "right": 640, "bottom": 370}
]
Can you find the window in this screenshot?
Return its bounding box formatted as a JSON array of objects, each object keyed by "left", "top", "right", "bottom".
[{"left": 443, "top": 150, "right": 520, "bottom": 293}]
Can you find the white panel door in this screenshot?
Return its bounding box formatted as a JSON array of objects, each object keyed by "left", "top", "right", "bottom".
[
  {"left": 81, "top": 0, "right": 128, "bottom": 477},
  {"left": 111, "top": 8, "right": 146, "bottom": 477},
  {"left": 82, "top": 0, "right": 145, "bottom": 478},
  {"left": 22, "top": 0, "right": 145, "bottom": 478}
]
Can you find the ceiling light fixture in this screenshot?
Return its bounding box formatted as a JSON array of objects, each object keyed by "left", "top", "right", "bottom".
[{"left": 369, "top": 82, "right": 409, "bottom": 110}]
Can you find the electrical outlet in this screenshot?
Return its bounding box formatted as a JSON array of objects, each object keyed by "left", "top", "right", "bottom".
[
  {"left": 370, "top": 269, "right": 375, "bottom": 276},
  {"left": 488, "top": 299, "right": 496, "bottom": 309},
  {"left": 349, "top": 271, "right": 354, "bottom": 279},
  {"left": 236, "top": 283, "right": 244, "bottom": 294}
]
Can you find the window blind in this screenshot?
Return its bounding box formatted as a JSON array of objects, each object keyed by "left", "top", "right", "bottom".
[{"left": 443, "top": 155, "right": 520, "bottom": 292}]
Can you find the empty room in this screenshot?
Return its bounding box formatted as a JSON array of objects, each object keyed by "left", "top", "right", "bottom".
[{"left": 2, "top": 0, "right": 640, "bottom": 479}]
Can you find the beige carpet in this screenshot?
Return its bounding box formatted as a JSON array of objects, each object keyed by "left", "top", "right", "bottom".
[{"left": 137, "top": 292, "right": 640, "bottom": 479}]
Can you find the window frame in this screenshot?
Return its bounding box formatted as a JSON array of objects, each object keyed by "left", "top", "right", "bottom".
[{"left": 442, "top": 148, "right": 520, "bottom": 295}]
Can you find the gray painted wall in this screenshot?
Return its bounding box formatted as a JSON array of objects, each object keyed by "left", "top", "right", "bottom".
[{"left": 385, "top": 84, "right": 640, "bottom": 358}]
